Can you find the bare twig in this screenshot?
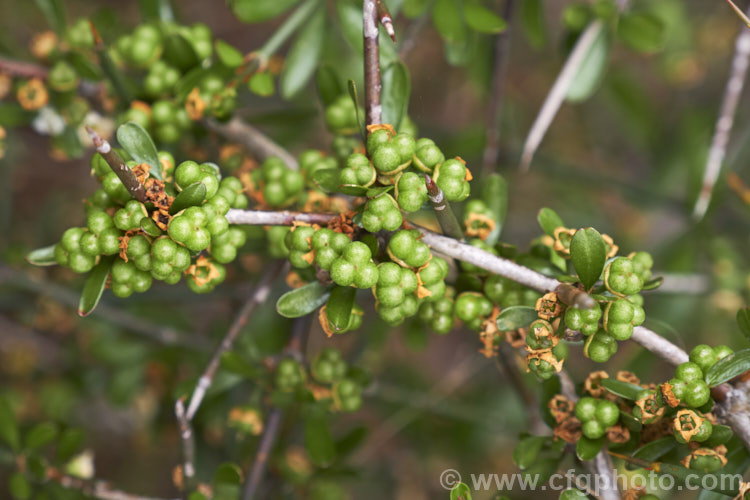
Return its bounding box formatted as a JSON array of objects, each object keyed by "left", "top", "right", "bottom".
[
  {"left": 203, "top": 118, "right": 299, "bottom": 170},
  {"left": 519, "top": 20, "right": 606, "bottom": 172},
  {"left": 86, "top": 127, "right": 147, "bottom": 203},
  {"left": 225, "top": 209, "right": 338, "bottom": 226},
  {"left": 482, "top": 0, "right": 517, "bottom": 174},
  {"left": 692, "top": 8, "right": 750, "bottom": 220},
  {"left": 175, "top": 399, "right": 196, "bottom": 497},
  {"left": 0, "top": 56, "right": 50, "bottom": 79},
  {"left": 376, "top": 0, "right": 396, "bottom": 42},
  {"left": 631, "top": 326, "right": 689, "bottom": 366},
  {"left": 363, "top": 0, "right": 382, "bottom": 126},
  {"left": 44, "top": 467, "right": 178, "bottom": 500},
  {"left": 185, "top": 262, "right": 285, "bottom": 420},
  {"left": 424, "top": 174, "right": 464, "bottom": 240},
  {"left": 241, "top": 317, "right": 310, "bottom": 500},
  {"left": 726, "top": 0, "right": 750, "bottom": 28}
]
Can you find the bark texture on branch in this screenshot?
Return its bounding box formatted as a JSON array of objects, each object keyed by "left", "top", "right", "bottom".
[
  {"left": 204, "top": 118, "right": 299, "bottom": 170},
  {"left": 363, "top": 0, "right": 382, "bottom": 126}
]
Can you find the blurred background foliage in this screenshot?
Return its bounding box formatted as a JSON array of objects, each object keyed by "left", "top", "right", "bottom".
[{"left": 0, "top": 0, "right": 749, "bottom": 498}]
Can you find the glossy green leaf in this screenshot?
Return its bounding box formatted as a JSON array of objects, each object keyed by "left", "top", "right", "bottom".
[
  {"left": 464, "top": 3, "right": 506, "bottom": 34},
  {"left": 176, "top": 67, "right": 212, "bottom": 101},
  {"left": 481, "top": 174, "right": 508, "bottom": 246},
  {"left": 9, "top": 472, "right": 31, "bottom": 500},
  {"left": 34, "top": 0, "right": 66, "bottom": 34},
  {"left": 737, "top": 308, "right": 750, "bottom": 343},
  {"left": 496, "top": 306, "right": 538, "bottom": 331},
  {"left": 704, "top": 425, "right": 733, "bottom": 448},
  {"left": 169, "top": 182, "right": 207, "bottom": 215},
  {"left": 230, "top": 0, "right": 300, "bottom": 23},
  {"left": 618, "top": 12, "right": 665, "bottom": 53},
  {"left": 433, "top": 0, "right": 466, "bottom": 42},
  {"left": 304, "top": 415, "right": 335, "bottom": 466},
  {"left": 325, "top": 286, "right": 355, "bottom": 333},
  {"left": 0, "top": 396, "right": 20, "bottom": 451},
  {"left": 705, "top": 348, "right": 750, "bottom": 386},
  {"left": 213, "top": 462, "right": 243, "bottom": 485},
  {"left": 339, "top": 185, "right": 369, "bottom": 196},
  {"left": 316, "top": 66, "right": 342, "bottom": 106},
  {"left": 559, "top": 489, "right": 587, "bottom": 499},
  {"left": 450, "top": 482, "right": 472, "bottom": 500},
  {"left": 276, "top": 282, "right": 331, "bottom": 318},
  {"left": 570, "top": 227, "right": 606, "bottom": 290},
  {"left": 576, "top": 435, "right": 605, "bottom": 461},
  {"left": 619, "top": 411, "right": 642, "bottom": 432},
  {"left": 513, "top": 435, "right": 546, "bottom": 469},
  {"left": 311, "top": 169, "right": 341, "bottom": 193},
  {"left": 163, "top": 33, "right": 200, "bottom": 71},
  {"left": 281, "top": 5, "right": 325, "bottom": 98},
  {"left": 140, "top": 217, "right": 162, "bottom": 237},
  {"left": 381, "top": 61, "right": 410, "bottom": 131},
  {"left": 628, "top": 437, "right": 677, "bottom": 469},
  {"left": 24, "top": 422, "right": 58, "bottom": 451},
  {"left": 67, "top": 51, "right": 103, "bottom": 81},
  {"left": 56, "top": 428, "right": 85, "bottom": 462},
  {"left": 537, "top": 207, "right": 565, "bottom": 236},
  {"left": 248, "top": 72, "right": 275, "bottom": 97},
  {"left": 366, "top": 185, "right": 394, "bottom": 199},
  {"left": 642, "top": 276, "right": 663, "bottom": 291},
  {"left": 601, "top": 378, "right": 643, "bottom": 400},
  {"left": 215, "top": 40, "right": 244, "bottom": 68},
  {"left": 26, "top": 244, "right": 57, "bottom": 266},
  {"left": 220, "top": 351, "right": 260, "bottom": 378},
  {"left": 78, "top": 256, "right": 115, "bottom": 317},
  {"left": 138, "top": 0, "right": 175, "bottom": 22},
  {"left": 521, "top": 0, "right": 546, "bottom": 48},
  {"left": 566, "top": 25, "right": 610, "bottom": 103},
  {"left": 347, "top": 79, "right": 365, "bottom": 140},
  {"left": 116, "top": 122, "right": 162, "bottom": 180}
]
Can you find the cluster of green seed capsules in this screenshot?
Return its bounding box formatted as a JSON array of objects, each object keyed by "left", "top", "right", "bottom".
[
  {"left": 53, "top": 149, "right": 248, "bottom": 297},
  {"left": 275, "top": 348, "right": 365, "bottom": 412}
]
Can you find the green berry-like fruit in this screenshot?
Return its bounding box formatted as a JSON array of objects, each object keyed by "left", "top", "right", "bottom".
[{"left": 689, "top": 344, "right": 718, "bottom": 374}]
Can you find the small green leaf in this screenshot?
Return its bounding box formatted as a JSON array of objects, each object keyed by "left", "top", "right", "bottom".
[
  {"left": 737, "top": 308, "right": 750, "bottom": 343},
  {"left": 0, "top": 396, "right": 20, "bottom": 451},
  {"left": 140, "top": 217, "right": 162, "bottom": 237},
  {"left": 601, "top": 378, "right": 643, "bottom": 400},
  {"left": 316, "top": 66, "right": 342, "bottom": 106},
  {"left": 496, "top": 306, "right": 538, "bottom": 331},
  {"left": 116, "top": 122, "right": 162, "bottom": 180},
  {"left": 566, "top": 25, "right": 610, "bottom": 103},
  {"left": 628, "top": 437, "right": 677, "bottom": 469},
  {"left": 433, "top": 0, "right": 466, "bottom": 42},
  {"left": 67, "top": 51, "right": 103, "bottom": 81},
  {"left": 619, "top": 411, "right": 642, "bottom": 432},
  {"left": 335, "top": 426, "right": 367, "bottom": 457},
  {"left": 450, "top": 482, "right": 472, "bottom": 500},
  {"left": 570, "top": 227, "right": 606, "bottom": 290},
  {"left": 311, "top": 169, "right": 341, "bottom": 194},
  {"left": 305, "top": 415, "right": 335, "bottom": 466},
  {"left": 138, "top": 0, "right": 175, "bottom": 22},
  {"left": 559, "top": 489, "right": 588, "bottom": 499},
  {"left": 9, "top": 472, "right": 31, "bottom": 500},
  {"left": 642, "top": 276, "right": 663, "bottom": 291},
  {"left": 24, "top": 422, "right": 58, "bottom": 451},
  {"left": 325, "top": 286, "right": 355, "bottom": 333},
  {"left": 57, "top": 428, "right": 85, "bottom": 462},
  {"left": 26, "top": 244, "right": 58, "bottom": 266},
  {"left": 220, "top": 352, "right": 260, "bottom": 378},
  {"left": 704, "top": 425, "right": 733, "bottom": 448},
  {"left": 230, "top": 0, "right": 300, "bottom": 23},
  {"left": 366, "top": 185, "right": 394, "bottom": 199},
  {"left": 576, "top": 436, "right": 605, "bottom": 461},
  {"left": 618, "top": 12, "right": 665, "bottom": 53},
  {"left": 339, "top": 185, "right": 369, "bottom": 197},
  {"left": 276, "top": 282, "right": 331, "bottom": 318},
  {"left": 537, "top": 207, "right": 564, "bottom": 236},
  {"left": 513, "top": 435, "right": 546, "bottom": 469},
  {"left": 163, "top": 33, "right": 200, "bottom": 71},
  {"left": 169, "top": 182, "right": 207, "bottom": 215},
  {"left": 176, "top": 67, "right": 212, "bottom": 101},
  {"left": 705, "top": 348, "right": 750, "bottom": 387},
  {"left": 215, "top": 40, "right": 244, "bottom": 68},
  {"left": 213, "top": 462, "right": 243, "bottom": 485},
  {"left": 521, "top": 0, "right": 546, "bottom": 48},
  {"left": 248, "top": 72, "right": 275, "bottom": 97},
  {"left": 78, "top": 256, "right": 115, "bottom": 317},
  {"left": 463, "top": 2, "right": 506, "bottom": 34},
  {"left": 381, "top": 62, "right": 411, "bottom": 131},
  {"left": 481, "top": 174, "right": 508, "bottom": 246},
  {"left": 347, "top": 80, "right": 365, "bottom": 140},
  {"left": 281, "top": 5, "right": 325, "bottom": 99},
  {"left": 34, "top": 0, "right": 66, "bottom": 34}
]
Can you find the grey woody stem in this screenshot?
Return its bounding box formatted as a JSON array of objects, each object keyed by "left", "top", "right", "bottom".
[
  {"left": 175, "top": 399, "right": 196, "bottom": 496},
  {"left": 363, "top": 0, "right": 382, "bottom": 126},
  {"left": 185, "top": 262, "right": 285, "bottom": 420},
  {"left": 86, "top": 127, "right": 147, "bottom": 203},
  {"left": 204, "top": 118, "right": 299, "bottom": 170},
  {"left": 376, "top": 0, "right": 396, "bottom": 42},
  {"left": 424, "top": 174, "right": 464, "bottom": 240}
]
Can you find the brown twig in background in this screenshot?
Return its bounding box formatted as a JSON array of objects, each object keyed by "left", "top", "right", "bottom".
[
  {"left": 376, "top": 0, "right": 396, "bottom": 42},
  {"left": 203, "top": 118, "right": 299, "bottom": 170},
  {"left": 363, "top": 0, "right": 382, "bottom": 127},
  {"left": 424, "top": 174, "right": 464, "bottom": 240},
  {"left": 175, "top": 399, "right": 196, "bottom": 497},
  {"left": 482, "top": 0, "right": 517, "bottom": 174},
  {"left": 185, "top": 261, "right": 285, "bottom": 420},
  {"left": 44, "top": 467, "right": 178, "bottom": 500},
  {"left": 86, "top": 127, "right": 147, "bottom": 203},
  {"left": 241, "top": 316, "right": 310, "bottom": 500},
  {"left": 0, "top": 56, "right": 50, "bottom": 79},
  {"left": 496, "top": 344, "right": 545, "bottom": 434},
  {"left": 692, "top": 5, "right": 750, "bottom": 220}
]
